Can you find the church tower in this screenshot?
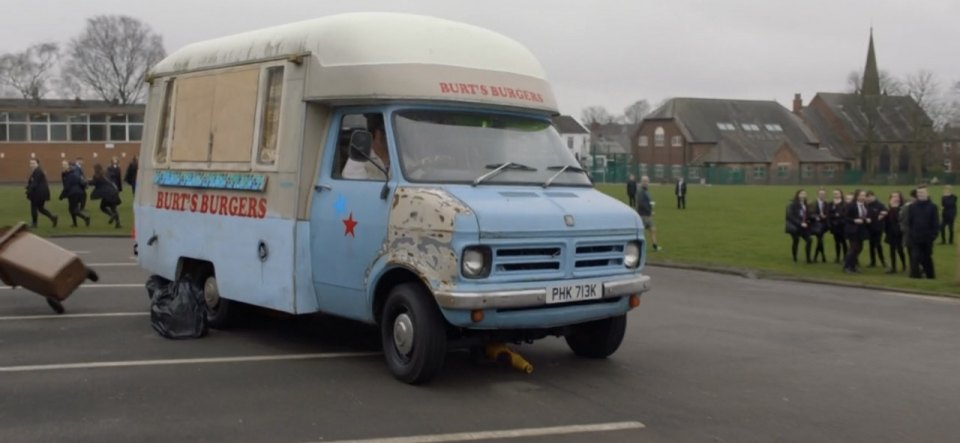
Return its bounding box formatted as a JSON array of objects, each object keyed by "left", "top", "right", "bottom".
[{"left": 861, "top": 29, "right": 881, "bottom": 96}]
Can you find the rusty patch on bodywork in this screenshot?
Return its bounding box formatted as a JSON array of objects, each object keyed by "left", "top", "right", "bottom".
[{"left": 365, "top": 187, "right": 472, "bottom": 291}]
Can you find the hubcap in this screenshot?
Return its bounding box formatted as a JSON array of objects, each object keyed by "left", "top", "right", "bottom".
[
  {"left": 203, "top": 276, "right": 220, "bottom": 310},
  {"left": 393, "top": 313, "right": 415, "bottom": 356}
]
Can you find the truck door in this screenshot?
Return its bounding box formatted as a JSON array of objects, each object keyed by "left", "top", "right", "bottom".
[{"left": 309, "top": 110, "right": 393, "bottom": 321}]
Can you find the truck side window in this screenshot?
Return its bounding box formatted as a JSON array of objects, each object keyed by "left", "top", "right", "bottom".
[
  {"left": 332, "top": 113, "right": 388, "bottom": 181},
  {"left": 257, "top": 66, "right": 284, "bottom": 165},
  {"left": 153, "top": 79, "right": 174, "bottom": 164}
]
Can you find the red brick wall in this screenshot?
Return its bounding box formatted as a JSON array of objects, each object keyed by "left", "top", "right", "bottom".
[
  {"left": 634, "top": 120, "right": 686, "bottom": 167},
  {"left": 0, "top": 142, "right": 141, "bottom": 184}
]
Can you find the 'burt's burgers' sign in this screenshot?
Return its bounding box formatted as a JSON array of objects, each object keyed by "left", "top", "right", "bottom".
[
  {"left": 155, "top": 191, "right": 267, "bottom": 219},
  {"left": 438, "top": 82, "right": 545, "bottom": 104}
]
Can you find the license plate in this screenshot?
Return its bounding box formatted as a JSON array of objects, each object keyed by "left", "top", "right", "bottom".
[{"left": 546, "top": 281, "right": 603, "bottom": 304}]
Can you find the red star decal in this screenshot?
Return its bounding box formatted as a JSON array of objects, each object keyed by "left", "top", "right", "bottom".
[{"left": 342, "top": 212, "right": 358, "bottom": 237}]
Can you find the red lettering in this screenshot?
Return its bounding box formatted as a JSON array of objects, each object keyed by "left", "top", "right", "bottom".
[
  {"left": 155, "top": 191, "right": 165, "bottom": 209},
  {"left": 506, "top": 88, "right": 517, "bottom": 99},
  {"left": 534, "top": 93, "right": 544, "bottom": 103},
  {"left": 439, "top": 82, "right": 451, "bottom": 93},
  {"left": 228, "top": 197, "right": 239, "bottom": 216},
  {"left": 247, "top": 198, "right": 258, "bottom": 218},
  {"left": 190, "top": 195, "right": 198, "bottom": 212},
  {"left": 218, "top": 196, "right": 228, "bottom": 215},
  {"left": 199, "top": 195, "right": 208, "bottom": 213},
  {"left": 238, "top": 198, "right": 247, "bottom": 217},
  {"left": 480, "top": 85, "right": 489, "bottom": 96},
  {"left": 458, "top": 83, "right": 469, "bottom": 94},
  {"left": 258, "top": 198, "right": 267, "bottom": 218}
]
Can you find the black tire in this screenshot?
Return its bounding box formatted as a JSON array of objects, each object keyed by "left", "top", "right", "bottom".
[
  {"left": 565, "top": 315, "right": 627, "bottom": 359},
  {"left": 200, "top": 274, "right": 234, "bottom": 329},
  {"left": 45, "top": 298, "right": 65, "bottom": 315},
  {"left": 380, "top": 282, "right": 447, "bottom": 384}
]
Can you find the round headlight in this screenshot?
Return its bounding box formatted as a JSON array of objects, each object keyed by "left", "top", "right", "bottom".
[
  {"left": 463, "top": 249, "right": 487, "bottom": 277},
  {"left": 624, "top": 242, "right": 640, "bottom": 268}
]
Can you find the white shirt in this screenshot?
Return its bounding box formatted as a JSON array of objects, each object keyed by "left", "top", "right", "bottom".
[{"left": 342, "top": 152, "right": 388, "bottom": 180}]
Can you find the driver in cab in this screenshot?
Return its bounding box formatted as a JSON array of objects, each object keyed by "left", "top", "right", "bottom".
[{"left": 342, "top": 114, "right": 390, "bottom": 180}]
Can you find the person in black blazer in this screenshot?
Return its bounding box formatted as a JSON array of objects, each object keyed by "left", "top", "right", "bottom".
[
  {"left": 675, "top": 177, "right": 687, "bottom": 209},
  {"left": 106, "top": 156, "right": 123, "bottom": 193},
  {"left": 884, "top": 192, "right": 906, "bottom": 274},
  {"left": 826, "top": 189, "right": 848, "bottom": 263},
  {"left": 785, "top": 189, "right": 812, "bottom": 263},
  {"left": 124, "top": 156, "right": 139, "bottom": 195},
  {"left": 843, "top": 190, "right": 870, "bottom": 273},
  {"left": 90, "top": 164, "right": 122, "bottom": 228},
  {"left": 25, "top": 159, "right": 58, "bottom": 228},
  {"left": 626, "top": 174, "right": 637, "bottom": 208},
  {"left": 907, "top": 186, "right": 939, "bottom": 279},
  {"left": 865, "top": 190, "right": 887, "bottom": 268},
  {"left": 942, "top": 185, "right": 956, "bottom": 245},
  {"left": 808, "top": 188, "right": 829, "bottom": 263},
  {"left": 59, "top": 160, "right": 91, "bottom": 227}
]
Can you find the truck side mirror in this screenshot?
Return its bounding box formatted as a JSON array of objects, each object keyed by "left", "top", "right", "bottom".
[{"left": 349, "top": 130, "right": 373, "bottom": 160}]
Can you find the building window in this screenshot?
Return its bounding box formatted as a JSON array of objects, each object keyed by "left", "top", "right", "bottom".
[
  {"left": 638, "top": 135, "right": 648, "bottom": 147},
  {"left": 802, "top": 164, "right": 814, "bottom": 178},
  {"left": 945, "top": 160, "right": 952, "bottom": 172},
  {"left": 671, "top": 164, "right": 682, "bottom": 177},
  {"left": 654, "top": 164, "right": 664, "bottom": 178},
  {"left": 944, "top": 142, "right": 952, "bottom": 154},
  {"left": 716, "top": 122, "right": 736, "bottom": 131},
  {"left": 777, "top": 164, "right": 789, "bottom": 178},
  {"left": 765, "top": 123, "right": 783, "bottom": 132},
  {"left": 824, "top": 165, "right": 836, "bottom": 178},
  {"left": 654, "top": 127, "right": 665, "bottom": 147},
  {"left": 639, "top": 163, "right": 648, "bottom": 175},
  {"left": 671, "top": 135, "right": 682, "bottom": 147},
  {"left": 688, "top": 167, "right": 700, "bottom": 180},
  {"left": 753, "top": 166, "right": 766, "bottom": 179},
  {"left": 743, "top": 123, "right": 760, "bottom": 131},
  {"left": 567, "top": 136, "right": 573, "bottom": 149}
]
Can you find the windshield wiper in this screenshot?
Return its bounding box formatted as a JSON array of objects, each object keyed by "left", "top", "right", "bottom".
[
  {"left": 542, "top": 165, "right": 587, "bottom": 188},
  {"left": 473, "top": 162, "right": 537, "bottom": 186}
]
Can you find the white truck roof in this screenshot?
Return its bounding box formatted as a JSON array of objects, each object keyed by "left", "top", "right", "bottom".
[{"left": 151, "top": 12, "right": 558, "bottom": 113}]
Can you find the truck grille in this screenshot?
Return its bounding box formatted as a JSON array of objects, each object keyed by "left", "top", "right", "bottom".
[
  {"left": 493, "top": 246, "right": 563, "bottom": 274},
  {"left": 574, "top": 243, "right": 624, "bottom": 269}
]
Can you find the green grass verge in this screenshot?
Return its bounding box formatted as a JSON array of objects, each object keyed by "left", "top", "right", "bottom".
[
  {"left": 1, "top": 185, "right": 134, "bottom": 236},
  {"left": 596, "top": 183, "right": 958, "bottom": 295}
]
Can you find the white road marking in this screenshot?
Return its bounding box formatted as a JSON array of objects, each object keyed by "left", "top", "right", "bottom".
[
  {"left": 0, "top": 283, "right": 143, "bottom": 290},
  {"left": 312, "top": 421, "right": 646, "bottom": 443},
  {"left": 69, "top": 250, "right": 90, "bottom": 254},
  {"left": 0, "top": 352, "right": 380, "bottom": 373},
  {"left": 86, "top": 262, "right": 137, "bottom": 267},
  {"left": 0, "top": 312, "right": 147, "bottom": 321}
]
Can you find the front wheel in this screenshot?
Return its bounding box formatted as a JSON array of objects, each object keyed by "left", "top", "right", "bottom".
[
  {"left": 565, "top": 315, "right": 627, "bottom": 358},
  {"left": 381, "top": 283, "right": 447, "bottom": 384}
]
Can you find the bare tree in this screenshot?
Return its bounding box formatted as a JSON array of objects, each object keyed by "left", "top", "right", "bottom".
[
  {"left": 846, "top": 69, "right": 904, "bottom": 95},
  {"left": 905, "top": 70, "right": 949, "bottom": 131},
  {"left": 623, "top": 99, "right": 651, "bottom": 125},
  {"left": 0, "top": 42, "right": 60, "bottom": 101},
  {"left": 581, "top": 106, "right": 614, "bottom": 127},
  {"left": 62, "top": 15, "right": 165, "bottom": 104}
]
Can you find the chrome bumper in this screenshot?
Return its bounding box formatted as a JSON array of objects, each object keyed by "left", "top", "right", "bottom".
[{"left": 434, "top": 274, "right": 651, "bottom": 310}]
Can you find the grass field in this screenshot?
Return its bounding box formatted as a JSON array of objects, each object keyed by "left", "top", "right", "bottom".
[
  {"left": 1, "top": 185, "right": 135, "bottom": 236},
  {"left": 596, "top": 183, "right": 958, "bottom": 295},
  {"left": 1, "top": 183, "right": 956, "bottom": 294}
]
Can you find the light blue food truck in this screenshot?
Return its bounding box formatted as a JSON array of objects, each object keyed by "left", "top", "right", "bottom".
[{"left": 134, "top": 12, "right": 651, "bottom": 383}]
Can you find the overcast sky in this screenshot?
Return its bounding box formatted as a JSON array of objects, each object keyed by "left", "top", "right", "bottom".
[{"left": 1, "top": 0, "right": 957, "bottom": 118}]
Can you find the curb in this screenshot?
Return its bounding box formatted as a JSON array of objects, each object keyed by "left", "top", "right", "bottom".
[
  {"left": 47, "top": 234, "right": 131, "bottom": 239},
  {"left": 647, "top": 261, "right": 959, "bottom": 300}
]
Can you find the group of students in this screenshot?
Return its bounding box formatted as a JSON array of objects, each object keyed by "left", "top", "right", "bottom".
[
  {"left": 785, "top": 185, "right": 956, "bottom": 279},
  {"left": 25, "top": 156, "right": 138, "bottom": 229}
]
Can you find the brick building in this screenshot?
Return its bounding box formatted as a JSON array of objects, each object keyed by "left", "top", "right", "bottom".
[
  {"left": 794, "top": 31, "right": 934, "bottom": 180},
  {"left": 0, "top": 99, "right": 144, "bottom": 183},
  {"left": 635, "top": 98, "right": 845, "bottom": 184}
]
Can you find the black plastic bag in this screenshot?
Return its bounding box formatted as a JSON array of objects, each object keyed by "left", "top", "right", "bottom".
[{"left": 145, "top": 275, "right": 208, "bottom": 339}]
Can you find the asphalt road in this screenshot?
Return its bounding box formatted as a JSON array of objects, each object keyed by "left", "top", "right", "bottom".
[{"left": 1, "top": 237, "right": 959, "bottom": 443}]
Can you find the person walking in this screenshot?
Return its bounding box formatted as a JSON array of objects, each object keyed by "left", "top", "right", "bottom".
[
  {"left": 90, "top": 164, "right": 122, "bottom": 228},
  {"left": 899, "top": 189, "right": 917, "bottom": 270},
  {"left": 865, "top": 191, "right": 887, "bottom": 268},
  {"left": 884, "top": 192, "right": 906, "bottom": 274},
  {"left": 675, "top": 176, "right": 687, "bottom": 209},
  {"left": 827, "top": 189, "right": 847, "bottom": 263},
  {"left": 785, "top": 190, "right": 812, "bottom": 263},
  {"left": 124, "top": 156, "right": 138, "bottom": 195},
  {"left": 60, "top": 160, "right": 90, "bottom": 227},
  {"left": 25, "top": 159, "right": 58, "bottom": 228},
  {"left": 636, "top": 175, "right": 662, "bottom": 251},
  {"left": 843, "top": 190, "right": 869, "bottom": 273},
  {"left": 107, "top": 157, "right": 123, "bottom": 193},
  {"left": 906, "top": 186, "right": 939, "bottom": 279},
  {"left": 941, "top": 185, "right": 956, "bottom": 245},
  {"left": 809, "top": 188, "right": 829, "bottom": 263},
  {"left": 72, "top": 157, "right": 88, "bottom": 210},
  {"left": 626, "top": 174, "right": 637, "bottom": 208}
]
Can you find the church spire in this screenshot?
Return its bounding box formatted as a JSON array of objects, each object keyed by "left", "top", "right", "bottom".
[{"left": 861, "top": 28, "right": 881, "bottom": 96}]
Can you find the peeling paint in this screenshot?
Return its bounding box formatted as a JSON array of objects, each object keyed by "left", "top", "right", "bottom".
[{"left": 364, "top": 187, "right": 472, "bottom": 291}]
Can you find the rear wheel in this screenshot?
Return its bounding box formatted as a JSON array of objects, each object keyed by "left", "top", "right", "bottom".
[
  {"left": 380, "top": 283, "right": 447, "bottom": 384},
  {"left": 200, "top": 274, "right": 234, "bottom": 329},
  {"left": 565, "top": 315, "right": 627, "bottom": 358}
]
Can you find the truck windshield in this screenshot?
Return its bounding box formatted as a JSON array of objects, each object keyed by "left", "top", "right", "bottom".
[{"left": 393, "top": 110, "right": 591, "bottom": 186}]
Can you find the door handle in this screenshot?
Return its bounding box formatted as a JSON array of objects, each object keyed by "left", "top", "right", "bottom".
[{"left": 314, "top": 184, "right": 332, "bottom": 192}]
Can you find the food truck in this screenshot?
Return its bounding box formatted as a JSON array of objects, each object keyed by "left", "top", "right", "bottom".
[{"left": 134, "top": 12, "right": 651, "bottom": 383}]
